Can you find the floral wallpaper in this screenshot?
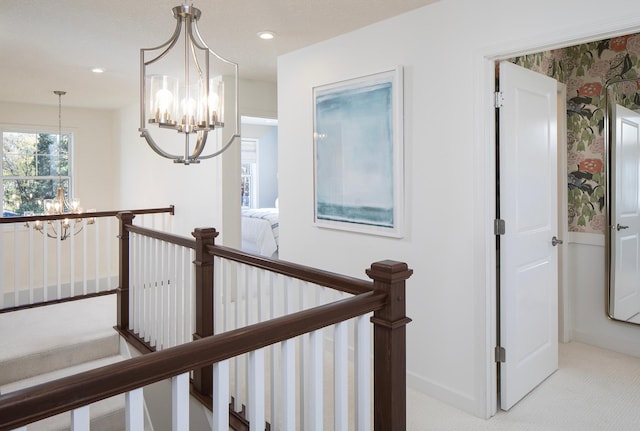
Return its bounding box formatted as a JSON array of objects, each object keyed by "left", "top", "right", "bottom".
[{"left": 510, "top": 33, "right": 640, "bottom": 234}]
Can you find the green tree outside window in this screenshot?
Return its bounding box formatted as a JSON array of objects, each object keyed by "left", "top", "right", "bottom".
[{"left": 2, "top": 131, "right": 72, "bottom": 216}]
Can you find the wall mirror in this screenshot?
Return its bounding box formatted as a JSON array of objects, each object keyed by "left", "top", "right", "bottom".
[{"left": 607, "top": 78, "right": 640, "bottom": 324}]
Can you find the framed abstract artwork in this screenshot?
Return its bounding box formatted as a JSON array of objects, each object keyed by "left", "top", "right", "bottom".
[{"left": 313, "top": 67, "right": 404, "bottom": 237}]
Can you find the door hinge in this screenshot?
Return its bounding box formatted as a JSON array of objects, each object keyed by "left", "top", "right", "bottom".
[
  {"left": 494, "top": 219, "right": 506, "bottom": 235},
  {"left": 495, "top": 346, "right": 506, "bottom": 363},
  {"left": 494, "top": 91, "right": 504, "bottom": 108}
]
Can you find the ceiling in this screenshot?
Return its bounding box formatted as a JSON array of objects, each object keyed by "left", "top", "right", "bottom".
[{"left": 0, "top": 0, "right": 439, "bottom": 110}]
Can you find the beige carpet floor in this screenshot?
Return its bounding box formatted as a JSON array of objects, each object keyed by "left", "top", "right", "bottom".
[{"left": 407, "top": 341, "right": 640, "bottom": 430}]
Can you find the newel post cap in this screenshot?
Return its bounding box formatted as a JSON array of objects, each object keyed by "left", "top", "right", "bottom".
[
  {"left": 366, "top": 260, "right": 413, "bottom": 283},
  {"left": 192, "top": 227, "right": 219, "bottom": 240}
]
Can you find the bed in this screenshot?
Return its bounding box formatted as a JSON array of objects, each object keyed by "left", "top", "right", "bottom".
[{"left": 241, "top": 208, "right": 279, "bottom": 257}]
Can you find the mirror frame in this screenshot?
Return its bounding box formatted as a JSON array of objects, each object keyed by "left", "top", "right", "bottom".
[{"left": 605, "top": 77, "right": 640, "bottom": 324}]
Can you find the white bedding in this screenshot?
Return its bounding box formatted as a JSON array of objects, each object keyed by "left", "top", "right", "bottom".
[{"left": 241, "top": 208, "right": 279, "bottom": 257}]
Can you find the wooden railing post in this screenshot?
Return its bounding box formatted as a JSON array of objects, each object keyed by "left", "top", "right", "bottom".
[
  {"left": 366, "top": 260, "right": 413, "bottom": 431},
  {"left": 192, "top": 227, "right": 219, "bottom": 397},
  {"left": 116, "top": 211, "right": 135, "bottom": 332}
]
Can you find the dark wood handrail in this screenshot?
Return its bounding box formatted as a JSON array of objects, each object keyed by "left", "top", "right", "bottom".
[
  {"left": 119, "top": 220, "right": 372, "bottom": 295},
  {"left": 0, "top": 205, "right": 174, "bottom": 224},
  {"left": 125, "top": 223, "right": 196, "bottom": 249},
  {"left": 0, "top": 290, "right": 387, "bottom": 431},
  {"left": 208, "top": 244, "right": 373, "bottom": 295}
]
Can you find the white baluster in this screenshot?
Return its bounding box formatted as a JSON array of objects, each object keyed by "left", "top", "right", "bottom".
[
  {"left": 172, "top": 372, "right": 189, "bottom": 431},
  {"left": 13, "top": 223, "right": 18, "bottom": 305},
  {"left": 56, "top": 220, "right": 61, "bottom": 298},
  {"left": 281, "top": 338, "right": 296, "bottom": 431},
  {"left": 70, "top": 405, "right": 90, "bottom": 431},
  {"left": 212, "top": 360, "right": 230, "bottom": 431},
  {"left": 142, "top": 236, "right": 150, "bottom": 342},
  {"left": 355, "top": 313, "right": 372, "bottom": 431},
  {"left": 28, "top": 223, "right": 34, "bottom": 304},
  {"left": 188, "top": 249, "right": 195, "bottom": 342},
  {"left": 269, "top": 272, "right": 278, "bottom": 427},
  {"left": 334, "top": 321, "right": 348, "bottom": 431},
  {"left": 176, "top": 246, "right": 185, "bottom": 345},
  {"left": 94, "top": 219, "right": 99, "bottom": 292},
  {"left": 233, "top": 262, "right": 243, "bottom": 411},
  {"left": 213, "top": 256, "right": 223, "bottom": 334},
  {"left": 106, "top": 217, "right": 112, "bottom": 289},
  {"left": 82, "top": 221, "right": 88, "bottom": 295},
  {"left": 126, "top": 387, "right": 144, "bottom": 431},
  {"left": 150, "top": 238, "right": 157, "bottom": 347},
  {"left": 248, "top": 348, "right": 265, "bottom": 431},
  {"left": 168, "top": 243, "right": 176, "bottom": 347},
  {"left": 162, "top": 241, "right": 170, "bottom": 349},
  {"left": 131, "top": 232, "right": 138, "bottom": 333},
  {"left": 69, "top": 220, "right": 75, "bottom": 298},
  {"left": 223, "top": 259, "right": 233, "bottom": 334},
  {"left": 136, "top": 234, "right": 143, "bottom": 338},
  {"left": 163, "top": 241, "right": 169, "bottom": 348},
  {"left": 309, "top": 329, "right": 324, "bottom": 431},
  {"left": 43, "top": 221, "right": 48, "bottom": 301},
  {"left": 299, "top": 280, "right": 307, "bottom": 430}
]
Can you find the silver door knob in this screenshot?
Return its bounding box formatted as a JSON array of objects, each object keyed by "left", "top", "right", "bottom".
[
  {"left": 617, "top": 224, "right": 629, "bottom": 231},
  {"left": 552, "top": 236, "right": 563, "bottom": 246}
]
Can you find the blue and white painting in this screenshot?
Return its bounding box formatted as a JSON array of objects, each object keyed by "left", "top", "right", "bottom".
[{"left": 314, "top": 70, "right": 400, "bottom": 233}]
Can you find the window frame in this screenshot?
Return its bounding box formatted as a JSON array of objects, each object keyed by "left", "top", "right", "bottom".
[{"left": 1, "top": 124, "right": 75, "bottom": 217}]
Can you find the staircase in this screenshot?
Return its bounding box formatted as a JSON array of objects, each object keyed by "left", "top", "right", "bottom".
[{"left": 0, "top": 295, "right": 131, "bottom": 431}]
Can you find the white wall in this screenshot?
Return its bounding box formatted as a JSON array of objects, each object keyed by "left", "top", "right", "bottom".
[
  {"left": 277, "top": 0, "right": 640, "bottom": 418},
  {"left": 240, "top": 79, "right": 277, "bottom": 119}
]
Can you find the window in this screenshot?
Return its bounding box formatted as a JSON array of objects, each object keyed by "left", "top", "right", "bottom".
[
  {"left": 241, "top": 138, "right": 259, "bottom": 208},
  {"left": 1, "top": 129, "right": 72, "bottom": 216}
]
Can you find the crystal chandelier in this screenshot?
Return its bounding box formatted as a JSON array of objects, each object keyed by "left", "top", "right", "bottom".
[
  {"left": 139, "top": 3, "right": 240, "bottom": 165},
  {"left": 27, "top": 91, "right": 91, "bottom": 240}
]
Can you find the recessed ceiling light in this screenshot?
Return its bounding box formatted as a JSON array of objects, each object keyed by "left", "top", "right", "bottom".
[
  {"left": 91, "top": 67, "right": 105, "bottom": 74},
  {"left": 257, "top": 31, "right": 275, "bottom": 40}
]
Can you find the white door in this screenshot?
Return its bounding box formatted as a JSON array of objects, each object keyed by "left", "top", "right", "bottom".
[
  {"left": 498, "top": 61, "right": 559, "bottom": 411},
  {"left": 611, "top": 103, "right": 640, "bottom": 321}
]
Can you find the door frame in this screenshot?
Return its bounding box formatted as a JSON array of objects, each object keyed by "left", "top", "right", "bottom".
[{"left": 479, "top": 22, "right": 640, "bottom": 418}]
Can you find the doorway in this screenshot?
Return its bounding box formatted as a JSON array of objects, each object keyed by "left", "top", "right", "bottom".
[{"left": 489, "top": 30, "right": 640, "bottom": 416}]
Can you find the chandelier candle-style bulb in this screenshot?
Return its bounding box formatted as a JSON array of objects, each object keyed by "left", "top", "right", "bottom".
[
  {"left": 149, "top": 75, "right": 178, "bottom": 125},
  {"left": 139, "top": 4, "right": 239, "bottom": 164}
]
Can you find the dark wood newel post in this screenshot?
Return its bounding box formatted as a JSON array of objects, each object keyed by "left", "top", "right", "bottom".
[
  {"left": 116, "top": 211, "right": 135, "bottom": 332},
  {"left": 192, "top": 227, "right": 219, "bottom": 397},
  {"left": 366, "top": 260, "right": 413, "bottom": 431}
]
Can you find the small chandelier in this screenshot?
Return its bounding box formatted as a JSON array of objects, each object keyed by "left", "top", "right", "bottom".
[
  {"left": 139, "top": 3, "right": 240, "bottom": 165},
  {"left": 25, "top": 91, "right": 91, "bottom": 240}
]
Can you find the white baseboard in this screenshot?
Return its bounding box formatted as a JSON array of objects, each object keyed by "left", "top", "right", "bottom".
[
  {"left": 573, "top": 329, "right": 640, "bottom": 358},
  {"left": 406, "top": 369, "right": 482, "bottom": 418}
]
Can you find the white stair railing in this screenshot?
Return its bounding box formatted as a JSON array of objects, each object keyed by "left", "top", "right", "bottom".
[
  {"left": 113, "top": 221, "right": 412, "bottom": 431},
  {"left": 129, "top": 231, "right": 195, "bottom": 350},
  {"left": 0, "top": 206, "right": 174, "bottom": 311}
]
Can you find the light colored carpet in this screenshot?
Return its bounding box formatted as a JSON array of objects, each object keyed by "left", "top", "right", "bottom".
[{"left": 407, "top": 341, "right": 640, "bottom": 430}]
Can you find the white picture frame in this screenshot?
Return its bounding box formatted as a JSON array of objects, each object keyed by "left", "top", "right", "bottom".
[{"left": 313, "top": 66, "right": 404, "bottom": 237}]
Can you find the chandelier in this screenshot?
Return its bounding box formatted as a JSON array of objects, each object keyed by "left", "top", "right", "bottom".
[
  {"left": 139, "top": 4, "right": 240, "bottom": 165},
  {"left": 26, "top": 91, "right": 91, "bottom": 240}
]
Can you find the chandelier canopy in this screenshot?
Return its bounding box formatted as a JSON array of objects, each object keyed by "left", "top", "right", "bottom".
[{"left": 139, "top": 4, "right": 240, "bottom": 165}]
